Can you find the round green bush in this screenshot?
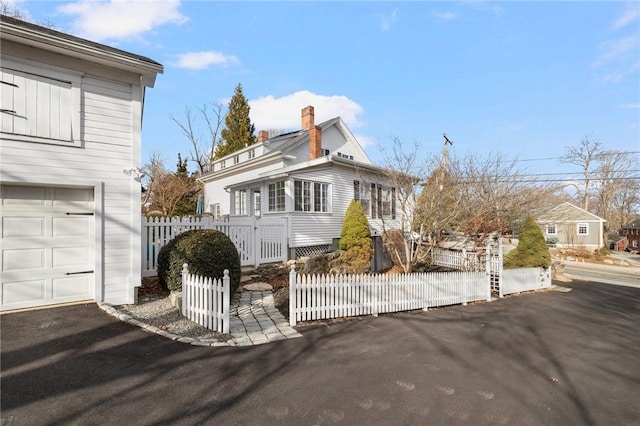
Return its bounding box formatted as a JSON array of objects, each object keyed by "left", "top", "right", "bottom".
[{"left": 157, "top": 229, "right": 241, "bottom": 293}]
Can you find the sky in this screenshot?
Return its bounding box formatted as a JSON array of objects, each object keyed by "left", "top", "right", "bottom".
[{"left": 11, "top": 0, "right": 640, "bottom": 177}]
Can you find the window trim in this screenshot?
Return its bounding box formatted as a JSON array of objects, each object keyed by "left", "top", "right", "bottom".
[
  {"left": 546, "top": 223, "right": 557, "bottom": 235},
  {"left": 577, "top": 222, "right": 588, "bottom": 236},
  {"left": 294, "top": 179, "right": 330, "bottom": 213},
  {"left": 268, "top": 181, "right": 285, "bottom": 212}
]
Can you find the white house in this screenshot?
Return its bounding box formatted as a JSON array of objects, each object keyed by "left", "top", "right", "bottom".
[
  {"left": 0, "top": 16, "right": 163, "bottom": 311},
  {"left": 200, "top": 106, "right": 402, "bottom": 260}
]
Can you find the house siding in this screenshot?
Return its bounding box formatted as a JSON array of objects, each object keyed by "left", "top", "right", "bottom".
[{"left": 0, "top": 57, "right": 144, "bottom": 304}]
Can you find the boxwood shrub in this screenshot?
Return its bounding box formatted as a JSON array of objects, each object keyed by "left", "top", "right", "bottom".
[{"left": 157, "top": 229, "right": 241, "bottom": 293}]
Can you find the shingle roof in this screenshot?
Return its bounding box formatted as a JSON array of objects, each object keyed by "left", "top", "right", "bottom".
[
  {"left": 621, "top": 218, "right": 640, "bottom": 229},
  {"left": 537, "top": 202, "right": 605, "bottom": 222},
  {"left": 0, "top": 14, "right": 163, "bottom": 69}
]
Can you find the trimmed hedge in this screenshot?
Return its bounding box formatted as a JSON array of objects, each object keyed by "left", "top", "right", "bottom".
[
  {"left": 339, "top": 200, "right": 373, "bottom": 274},
  {"left": 157, "top": 229, "right": 241, "bottom": 293},
  {"left": 504, "top": 216, "right": 551, "bottom": 269}
]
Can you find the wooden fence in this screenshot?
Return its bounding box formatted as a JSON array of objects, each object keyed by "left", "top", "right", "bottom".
[
  {"left": 289, "top": 265, "right": 490, "bottom": 326},
  {"left": 181, "top": 264, "right": 230, "bottom": 333},
  {"left": 142, "top": 215, "right": 288, "bottom": 276}
]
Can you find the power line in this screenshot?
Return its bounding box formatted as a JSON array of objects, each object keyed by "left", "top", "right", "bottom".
[{"left": 516, "top": 151, "right": 640, "bottom": 162}]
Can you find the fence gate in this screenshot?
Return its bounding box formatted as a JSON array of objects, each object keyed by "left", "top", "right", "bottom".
[{"left": 142, "top": 216, "right": 288, "bottom": 276}]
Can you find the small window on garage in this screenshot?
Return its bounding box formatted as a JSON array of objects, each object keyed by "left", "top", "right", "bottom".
[{"left": 1, "top": 60, "right": 81, "bottom": 147}]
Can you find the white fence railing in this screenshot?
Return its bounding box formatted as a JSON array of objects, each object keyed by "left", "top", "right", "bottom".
[
  {"left": 501, "top": 267, "right": 551, "bottom": 297},
  {"left": 181, "top": 264, "right": 230, "bottom": 333},
  {"left": 289, "top": 265, "right": 490, "bottom": 326},
  {"left": 432, "top": 242, "right": 503, "bottom": 294},
  {"left": 142, "top": 215, "right": 288, "bottom": 276}
]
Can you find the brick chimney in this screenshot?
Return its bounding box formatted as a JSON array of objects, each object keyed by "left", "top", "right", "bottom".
[
  {"left": 301, "top": 105, "right": 314, "bottom": 129},
  {"left": 258, "top": 130, "right": 269, "bottom": 142},
  {"left": 309, "top": 125, "right": 322, "bottom": 160}
]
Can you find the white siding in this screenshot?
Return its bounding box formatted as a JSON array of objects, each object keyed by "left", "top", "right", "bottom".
[
  {"left": 289, "top": 165, "right": 355, "bottom": 247},
  {"left": 0, "top": 63, "right": 143, "bottom": 304}
]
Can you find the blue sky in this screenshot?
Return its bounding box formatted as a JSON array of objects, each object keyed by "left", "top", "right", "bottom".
[{"left": 14, "top": 0, "right": 640, "bottom": 175}]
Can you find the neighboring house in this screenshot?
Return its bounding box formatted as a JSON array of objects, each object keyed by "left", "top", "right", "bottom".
[
  {"left": 606, "top": 230, "right": 627, "bottom": 252},
  {"left": 200, "top": 106, "right": 402, "bottom": 259},
  {"left": 619, "top": 218, "right": 640, "bottom": 251},
  {"left": 536, "top": 202, "right": 606, "bottom": 249},
  {"left": 0, "top": 16, "right": 162, "bottom": 311}
]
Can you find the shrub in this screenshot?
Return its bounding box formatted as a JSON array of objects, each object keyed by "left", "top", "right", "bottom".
[
  {"left": 594, "top": 247, "right": 611, "bottom": 256},
  {"left": 503, "top": 216, "right": 551, "bottom": 269},
  {"left": 339, "top": 200, "right": 373, "bottom": 273},
  {"left": 157, "top": 229, "right": 241, "bottom": 292}
]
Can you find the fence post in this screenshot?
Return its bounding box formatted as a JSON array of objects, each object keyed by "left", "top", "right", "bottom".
[
  {"left": 289, "top": 264, "right": 297, "bottom": 327},
  {"left": 222, "top": 269, "right": 230, "bottom": 334},
  {"left": 181, "top": 263, "right": 189, "bottom": 315}
]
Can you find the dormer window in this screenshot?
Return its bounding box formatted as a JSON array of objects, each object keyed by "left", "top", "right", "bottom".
[
  {"left": 337, "top": 152, "right": 354, "bottom": 160},
  {"left": 220, "top": 160, "right": 226, "bottom": 169},
  {"left": 248, "top": 149, "right": 255, "bottom": 159},
  {"left": 233, "top": 155, "right": 240, "bottom": 165}
]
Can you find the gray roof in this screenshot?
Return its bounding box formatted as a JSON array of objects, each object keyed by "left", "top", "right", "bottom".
[
  {"left": 621, "top": 218, "right": 640, "bottom": 230},
  {"left": 537, "top": 202, "right": 605, "bottom": 223}
]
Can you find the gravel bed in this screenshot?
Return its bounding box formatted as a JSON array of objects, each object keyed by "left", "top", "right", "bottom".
[{"left": 115, "top": 294, "right": 229, "bottom": 341}]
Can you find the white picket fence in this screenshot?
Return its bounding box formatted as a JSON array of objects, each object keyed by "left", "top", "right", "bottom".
[
  {"left": 432, "top": 243, "right": 503, "bottom": 294},
  {"left": 288, "top": 265, "right": 490, "bottom": 326},
  {"left": 501, "top": 267, "right": 551, "bottom": 297},
  {"left": 181, "top": 264, "right": 230, "bottom": 333},
  {"left": 142, "top": 215, "right": 288, "bottom": 276}
]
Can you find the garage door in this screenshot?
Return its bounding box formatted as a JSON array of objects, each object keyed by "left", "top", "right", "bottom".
[{"left": 1, "top": 185, "right": 95, "bottom": 311}]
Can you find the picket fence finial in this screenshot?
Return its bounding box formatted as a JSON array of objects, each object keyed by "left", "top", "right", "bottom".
[
  {"left": 223, "top": 269, "right": 229, "bottom": 278},
  {"left": 182, "top": 263, "right": 189, "bottom": 274}
]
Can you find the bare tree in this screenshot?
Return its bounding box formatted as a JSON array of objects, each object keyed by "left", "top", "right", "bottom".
[
  {"left": 378, "top": 137, "right": 431, "bottom": 273},
  {"left": 561, "top": 137, "right": 602, "bottom": 211},
  {"left": 593, "top": 150, "right": 640, "bottom": 229},
  {"left": 141, "top": 153, "right": 199, "bottom": 216},
  {"left": 169, "top": 102, "right": 225, "bottom": 175}
]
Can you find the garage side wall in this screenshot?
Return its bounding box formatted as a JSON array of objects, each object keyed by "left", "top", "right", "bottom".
[{"left": 1, "top": 44, "right": 144, "bottom": 306}]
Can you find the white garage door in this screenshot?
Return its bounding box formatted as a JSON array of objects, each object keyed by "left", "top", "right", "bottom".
[{"left": 1, "top": 185, "right": 95, "bottom": 311}]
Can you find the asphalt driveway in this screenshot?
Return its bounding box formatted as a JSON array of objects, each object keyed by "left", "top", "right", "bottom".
[{"left": 2, "top": 280, "right": 639, "bottom": 425}]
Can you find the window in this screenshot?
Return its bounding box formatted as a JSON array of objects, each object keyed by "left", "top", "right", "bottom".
[
  {"left": 322, "top": 149, "right": 330, "bottom": 156},
  {"left": 295, "top": 179, "right": 329, "bottom": 212},
  {"left": 1, "top": 62, "right": 81, "bottom": 146},
  {"left": 253, "top": 190, "right": 261, "bottom": 217},
  {"left": 633, "top": 240, "right": 638, "bottom": 248},
  {"left": 210, "top": 203, "right": 221, "bottom": 219},
  {"left": 546, "top": 224, "right": 557, "bottom": 235},
  {"left": 248, "top": 149, "right": 255, "bottom": 159},
  {"left": 353, "top": 180, "right": 395, "bottom": 219},
  {"left": 234, "top": 189, "right": 246, "bottom": 215},
  {"left": 337, "top": 152, "right": 354, "bottom": 160},
  {"left": 220, "top": 160, "right": 226, "bottom": 169},
  {"left": 233, "top": 155, "right": 240, "bottom": 165},
  {"left": 577, "top": 223, "right": 588, "bottom": 235},
  {"left": 268, "top": 181, "right": 285, "bottom": 212},
  {"left": 314, "top": 182, "right": 329, "bottom": 212},
  {"left": 294, "top": 180, "right": 311, "bottom": 211}
]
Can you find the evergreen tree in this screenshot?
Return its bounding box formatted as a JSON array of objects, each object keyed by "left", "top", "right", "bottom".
[
  {"left": 215, "top": 83, "right": 256, "bottom": 158},
  {"left": 503, "top": 216, "right": 551, "bottom": 269},
  {"left": 339, "top": 200, "right": 373, "bottom": 274}
]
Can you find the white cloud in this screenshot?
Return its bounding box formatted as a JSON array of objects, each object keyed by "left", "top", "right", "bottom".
[
  {"left": 172, "top": 51, "right": 240, "bottom": 70},
  {"left": 433, "top": 11, "right": 456, "bottom": 22},
  {"left": 618, "top": 103, "right": 640, "bottom": 109},
  {"left": 57, "top": 0, "right": 187, "bottom": 42},
  {"left": 592, "top": 36, "right": 638, "bottom": 68},
  {"left": 380, "top": 9, "right": 397, "bottom": 32},
  {"left": 612, "top": 2, "right": 640, "bottom": 32},
  {"left": 248, "top": 90, "right": 364, "bottom": 131},
  {"left": 353, "top": 133, "right": 378, "bottom": 150}
]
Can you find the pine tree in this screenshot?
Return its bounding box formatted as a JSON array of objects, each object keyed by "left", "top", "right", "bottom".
[
  {"left": 339, "top": 200, "right": 373, "bottom": 273},
  {"left": 215, "top": 83, "right": 256, "bottom": 159},
  {"left": 503, "top": 216, "right": 551, "bottom": 269}
]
